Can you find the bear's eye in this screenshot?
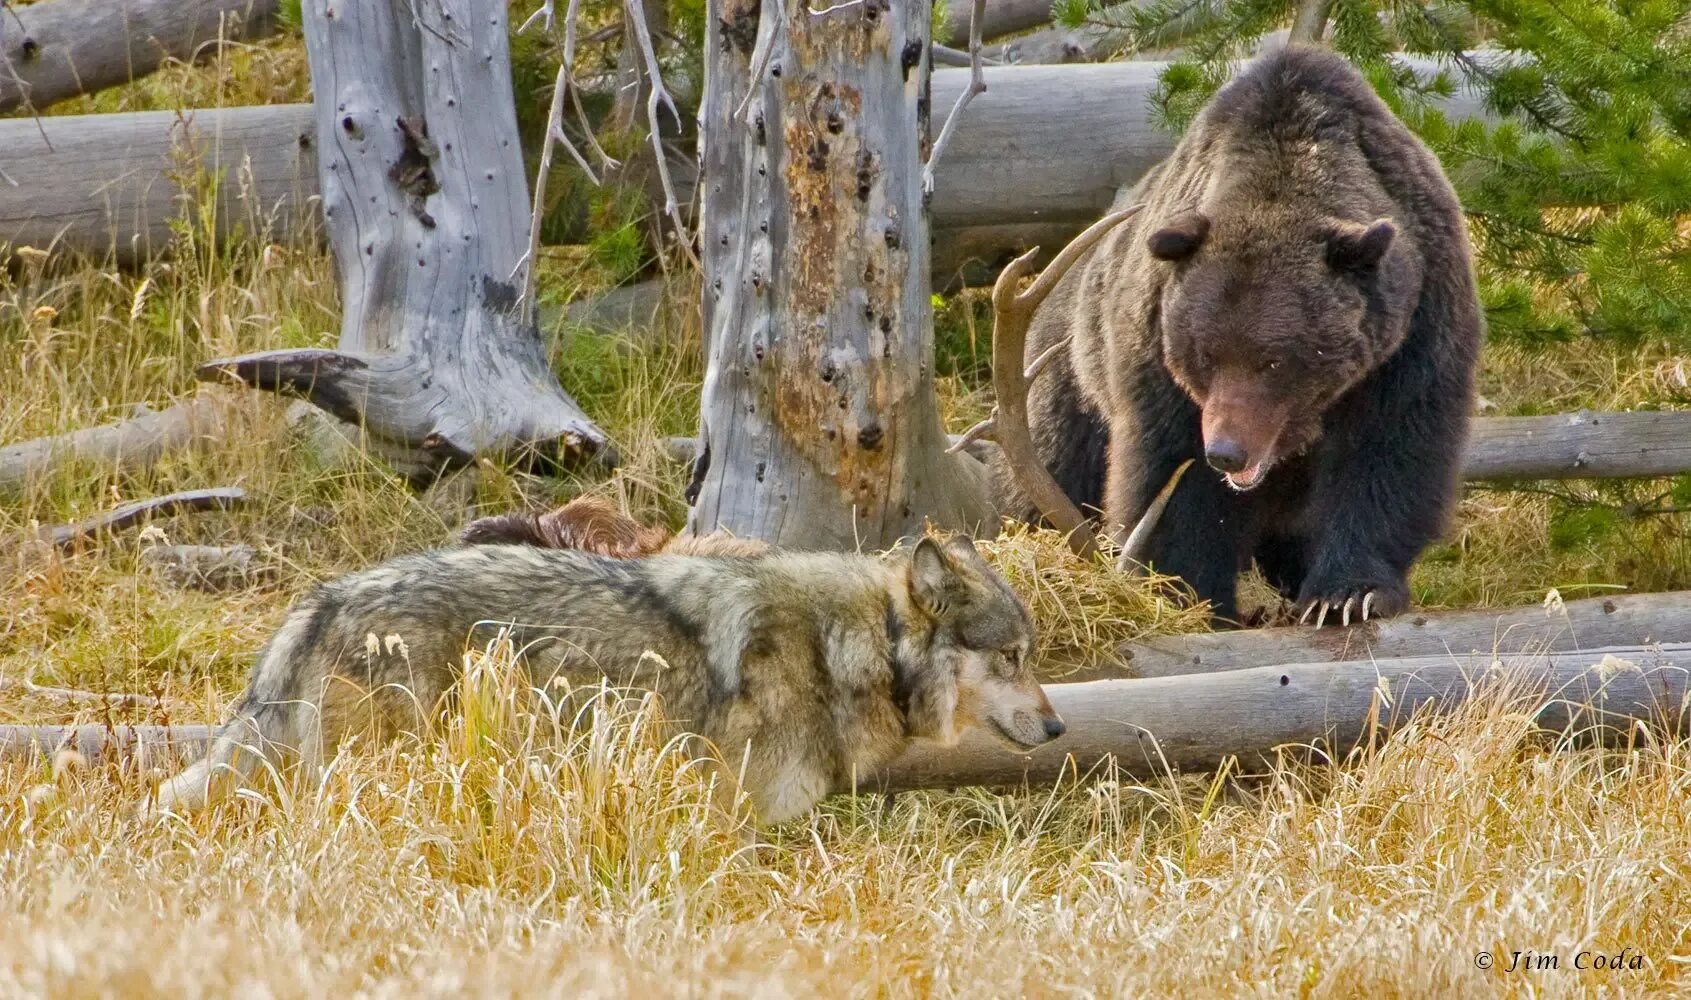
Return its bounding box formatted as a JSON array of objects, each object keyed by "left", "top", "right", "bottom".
[{"left": 1260, "top": 359, "right": 1282, "bottom": 374}]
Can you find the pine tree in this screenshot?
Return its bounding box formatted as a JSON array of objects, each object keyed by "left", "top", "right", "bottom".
[{"left": 1056, "top": 0, "right": 1691, "bottom": 345}]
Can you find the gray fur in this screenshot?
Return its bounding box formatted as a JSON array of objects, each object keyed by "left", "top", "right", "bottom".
[{"left": 148, "top": 538, "right": 1058, "bottom": 825}]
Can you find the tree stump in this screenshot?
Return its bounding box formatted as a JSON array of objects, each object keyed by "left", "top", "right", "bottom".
[{"left": 200, "top": 0, "right": 607, "bottom": 471}]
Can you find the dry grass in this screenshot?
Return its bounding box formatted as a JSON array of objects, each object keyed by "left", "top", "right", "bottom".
[
  {"left": 3, "top": 648, "right": 1689, "bottom": 995},
  {"left": 5, "top": 238, "right": 1690, "bottom": 993},
  {"left": 6, "top": 36, "right": 1691, "bottom": 998}
]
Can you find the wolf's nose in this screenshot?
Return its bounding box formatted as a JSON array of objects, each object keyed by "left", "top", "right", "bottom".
[
  {"left": 1043, "top": 717, "right": 1066, "bottom": 740},
  {"left": 1205, "top": 438, "right": 1247, "bottom": 474}
]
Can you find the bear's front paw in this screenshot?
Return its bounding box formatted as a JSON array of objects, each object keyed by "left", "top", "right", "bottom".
[{"left": 1295, "top": 579, "right": 1409, "bottom": 628}]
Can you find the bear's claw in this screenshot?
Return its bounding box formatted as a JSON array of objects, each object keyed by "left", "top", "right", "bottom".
[{"left": 1297, "top": 589, "right": 1379, "bottom": 628}]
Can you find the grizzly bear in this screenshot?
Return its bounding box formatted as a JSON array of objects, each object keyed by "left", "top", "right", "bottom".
[{"left": 1003, "top": 46, "right": 1482, "bottom": 625}]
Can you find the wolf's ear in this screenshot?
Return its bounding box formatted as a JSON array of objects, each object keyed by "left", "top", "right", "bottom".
[
  {"left": 910, "top": 537, "right": 961, "bottom": 617},
  {"left": 1148, "top": 211, "right": 1210, "bottom": 261},
  {"left": 941, "top": 534, "right": 991, "bottom": 573},
  {"left": 1325, "top": 217, "right": 1395, "bottom": 272}
]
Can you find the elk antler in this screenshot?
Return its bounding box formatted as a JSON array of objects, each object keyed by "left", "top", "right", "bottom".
[
  {"left": 951, "top": 204, "right": 1190, "bottom": 571},
  {"left": 950, "top": 207, "right": 1141, "bottom": 559}
]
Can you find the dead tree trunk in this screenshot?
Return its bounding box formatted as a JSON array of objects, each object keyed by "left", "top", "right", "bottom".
[
  {"left": 198, "top": 0, "right": 606, "bottom": 469},
  {"left": 688, "top": 0, "right": 992, "bottom": 548},
  {"left": 0, "top": 0, "right": 280, "bottom": 113}
]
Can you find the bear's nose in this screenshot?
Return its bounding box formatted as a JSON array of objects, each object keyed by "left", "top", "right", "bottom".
[
  {"left": 1205, "top": 438, "right": 1248, "bottom": 474},
  {"left": 1043, "top": 717, "right": 1067, "bottom": 740}
]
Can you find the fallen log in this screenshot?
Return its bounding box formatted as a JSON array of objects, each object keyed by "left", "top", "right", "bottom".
[
  {"left": 141, "top": 543, "right": 273, "bottom": 591},
  {"left": 878, "top": 643, "right": 1691, "bottom": 791},
  {"left": 988, "top": 20, "right": 1288, "bottom": 65},
  {"left": 7, "top": 645, "right": 1687, "bottom": 796},
  {"left": 1465, "top": 411, "right": 1691, "bottom": 480},
  {"left": 1087, "top": 591, "right": 1691, "bottom": 680},
  {"left": 0, "top": 724, "right": 212, "bottom": 768},
  {"left": 940, "top": 0, "right": 1055, "bottom": 47},
  {"left": 663, "top": 409, "right": 1691, "bottom": 484},
  {"left": 0, "top": 398, "right": 226, "bottom": 497},
  {"left": 0, "top": 0, "right": 281, "bottom": 113},
  {"left": 0, "top": 60, "right": 1489, "bottom": 266},
  {"left": 0, "top": 104, "right": 316, "bottom": 266}
]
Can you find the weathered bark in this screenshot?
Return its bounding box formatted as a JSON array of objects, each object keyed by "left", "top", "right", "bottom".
[
  {"left": 1287, "top": 0, "right": 1333, "bottom": 43},
  {"left": 1074, "top": 591, "right": 1691, "bottom": 680},
  {"left": 688, "top": 0, "right": 993, "bottom": 548},
  {"left": 665, "top": 409, "right": 1691, "bottom": 483},
  {"left": 0, "top": 60, "right": 1488, "bottom": 268},
  {"left": 0, "top": 398, "right": 227, "bottom": 497},
  {"left": 0, "top": 0, "right": 280, "bottom": 113},
  {"left": 199, "top": 0, "right": 607, "bottom": 468},
  {"left": 878, "top": 643, "right": 1691, "bottom": 790}
]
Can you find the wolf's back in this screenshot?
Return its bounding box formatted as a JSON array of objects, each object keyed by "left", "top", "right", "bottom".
[{"left": 145, "top": 545, "right": 719, "bottom": 813}]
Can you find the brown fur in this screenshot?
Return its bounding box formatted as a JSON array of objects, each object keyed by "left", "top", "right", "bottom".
[
  {"left": 461, "top": 495, "right": 771, "bottom": 560},
  {"left": 1005, "top": 47, "right": 1481, "bottom": 624}
]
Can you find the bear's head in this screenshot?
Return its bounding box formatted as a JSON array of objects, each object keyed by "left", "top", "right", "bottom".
[{"left": 1149, "top": 207, "right": 1414, "bottom": 491}]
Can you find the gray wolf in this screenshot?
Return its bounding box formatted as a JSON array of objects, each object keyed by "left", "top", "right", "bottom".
[
  {"left": 1005, "top": 45, "right": 1480, "bottom": 626},
  {"left": 148, "top": 535, "right": 1062, "bottom": 825}
]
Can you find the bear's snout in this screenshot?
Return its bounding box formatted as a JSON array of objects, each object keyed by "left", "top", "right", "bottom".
[{"left": 1205, "top": 438, "right": 1249, "bottom": 474}]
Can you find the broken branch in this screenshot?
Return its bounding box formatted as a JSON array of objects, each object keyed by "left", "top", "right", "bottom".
[
  {"left": 29, "top": 487, "right": 248, "bottom": 551},
  {"left": 925, "top": 0, "right": 987, "bottom": 195}
]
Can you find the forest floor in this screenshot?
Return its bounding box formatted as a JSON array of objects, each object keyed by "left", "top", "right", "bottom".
[{"left": 3, "top": 31, "right": 1691, "bottom": 998}]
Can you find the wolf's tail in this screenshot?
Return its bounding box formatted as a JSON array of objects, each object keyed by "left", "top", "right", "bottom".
[{"left": 146, "top": 599, "right": 325, "bottom": 815}]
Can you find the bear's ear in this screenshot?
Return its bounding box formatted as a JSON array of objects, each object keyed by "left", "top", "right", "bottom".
[
  {"left": 1325, "top": 217, "right": 1396, "bottom": 272},
  {"left": 1148, "top": 212, "right": 1211, "bottom": 261}
]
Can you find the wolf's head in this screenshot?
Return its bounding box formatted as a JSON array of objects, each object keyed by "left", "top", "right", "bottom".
[{"left": 900, "top": 536, "right": 1064, "bottom": 750}]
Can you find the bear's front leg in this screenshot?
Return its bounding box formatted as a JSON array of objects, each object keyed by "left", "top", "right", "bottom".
[
  {"left": 1294, "top": 423, "right": 1457, "bottom": 627},
  {"left": 1106, "top": 423, "right": 1245, "bottom": 625}
]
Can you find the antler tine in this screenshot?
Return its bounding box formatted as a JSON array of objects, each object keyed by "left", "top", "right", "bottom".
[
  {"left": 1115, "top": 458, "right": 1193, "bottom": 574},
  {"left": 1018, "top": 205, "right": 1143, "bottom": 309},
  {"left": 946, "top": 415, "right": 996, "bottom": 455},
  {"left": 1023, "top": 339, "right": 1068, "bottom": 383}
]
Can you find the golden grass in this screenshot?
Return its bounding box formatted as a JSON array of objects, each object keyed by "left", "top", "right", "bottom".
[
  {"left": 4, "top": 647, "right": 1689, "bottom": 995},
  {"left": 5, "top": 237, "right": 1691, "bottom": 990}
]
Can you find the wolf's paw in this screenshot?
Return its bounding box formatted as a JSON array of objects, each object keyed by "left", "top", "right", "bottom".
[{"left": 1295, "top": 578, "right": 1408, "bottom": 628}]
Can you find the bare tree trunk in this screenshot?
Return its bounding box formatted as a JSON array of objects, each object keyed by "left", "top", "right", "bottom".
[
  {"left": 688, "top": 0, "right": 992, "bottom": 548},
  {"left": 199, "top": 0, "right": 606, "bottom": 469},
  {"left": 0, "top": 0, "right": 280, "bottom": 113},
  {"left": 1287, "top": 0, "right": 1333, "bottom": 43}
]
